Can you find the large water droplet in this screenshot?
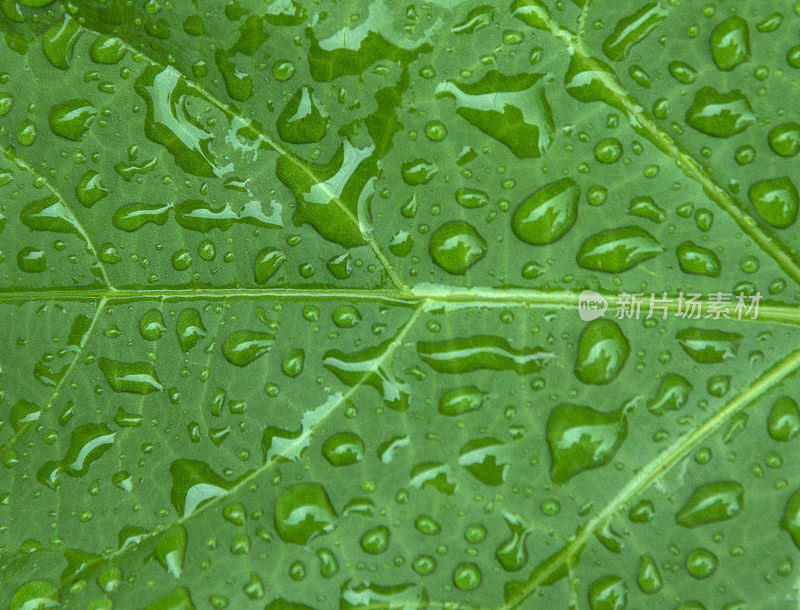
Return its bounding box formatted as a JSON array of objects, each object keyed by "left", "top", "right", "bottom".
[
  {"left": 577, "top": 226, "right": 663, "bottom": 273},
  {"left": 676, "top": 328, "right": 741, "bottom": 363},
  {"left": 676, "top": 480, "right": 744, "bottom": 527},
  {"left": 711, "top": 16, "right": 750, "bottom": 71},
  {"left": 749, "top": 177, "right": 799, "bottom": 228},
  {"left": 676, "top": 241, "right": 722, "bottom": 277},
  {"left": 98, "top": 358, "right": 163, "bottom": 394},
  {"left": 274, "top": 483, "right": 336, "bottom": 545},
  {"left": 511, "top": 177, "right": 579, "bottom": 244},
  {"left": 547, "top": 403, "right": 628, "bottom": 484},
  {"left": 429, "top": 220, "right": 487, "bottom": 275},
  {"left": 574, "top": 319, "right": 630, "bottom": 384},
  {"left": 685, "top": 87, "right": 755, "bottom": 137},
  {"left": 418, "top": 336, "right": 551, "bottom": 374},
  {"left": 48, "top": 99, "right": 96, "bottom": 141},
  {"left": 222, "top": 331, "right": 276, "bottom": 367}
]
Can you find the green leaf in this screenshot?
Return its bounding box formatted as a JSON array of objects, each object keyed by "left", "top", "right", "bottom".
[{"left": 2, "top": 1, "right": 800, "bottom": 609}]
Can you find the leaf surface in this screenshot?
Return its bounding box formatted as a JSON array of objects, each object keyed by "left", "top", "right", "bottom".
[{"left": 2, "top": 1, "right": 800, "bottom": 609}]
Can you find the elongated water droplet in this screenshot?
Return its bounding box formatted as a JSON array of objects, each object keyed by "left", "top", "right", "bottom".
[
  {"left": 677, "top": 328, "right": 741, "bottom": 363},
  {"left": 177, "top": 308, "right": 206, "bottom": 352},
  {"left": 495, "top": 515, "right": 530, "bottom": 572},
  {"left": 638, "top": 554, "right": 662, "bottom": 594},
  {"left": 768, "top": 397, "right": 800, "bottom": 441},
  {"left": 577, "top": 226, "right": 663, "bottom": 273},
  {"left": 418, "top": 336, "right": 551, "bottom": 374},
  {"left": 676, "top": 480, "right": 744, "bottom": 527},
  {"left": 222, "top": 331, "right": 276, "bottom": 367},
  {"left": 98, "top": 358, "right": 163, "bottom": 394},
  {"left": 512, "top": 177, "right": 579, "bottom": 244},
  {"left": 439, "top": 386, "right": 486, "bottom": 415},
  {"left": 152, "top": 525, "right": 186, "bottom": 578}
]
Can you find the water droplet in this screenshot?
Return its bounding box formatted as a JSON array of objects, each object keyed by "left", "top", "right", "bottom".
[
  {"left": 277, "top": 86, "right": 328, "bottom": 143},
  {"left": 322, "top": 432, "right": 365, "bottom": 466},
  {"left": 17, "top": 119, "right": 37, "bottom": 146},
  {"left": 628, "top": 196, "right": 665, "bottom": 223},
  {"left": 177, "top": 308, "right": 206, "bottom": 352},
  {"left": 685, "top": 87, "right": 755, "bottom": 138},
  {"left": 602, "top": 2, "right": 667, "bottom": 61},
  {"left": 768, "top": 397, "right": 800, "bottom": 441},
  {"left": 769, "top": 123, "right": 800, "bottom": 157},
  {"left": 139, "top": 309, "right": 166, "bottom": 341},
  {"left": 637, "top": 554, "right": 662, "bottom": 593},
  {"left": 512, "top": 177, "right": 579, "bottom": 244},
  {"left": 10, "top": 581, "right": 59, "bottom": 610},
  {"left": 547, "top": 402, "right": 628, "bottom": 484},
  {"left": 222, "top": 330, "right": 276, "bottom": 367},
  {"left": 75, "top": 170, "right": 108, "bottom": 208},
  {"left": 459, "top": 437, "right": 508, "bottom": 485},
  {"left": 676, "top": 480, "right": 744, "bottom": 527},
  {"left": 455, "top": 187, "right": 489, "bottom": 209},
  {"left": 281, "top": 349, "right": 305, "bottom": 378},
  {"left": 435, "top": 71, "right": 553, "bottom": 158},
  {"left": 332, "top": 305, "right": 362, "bottom": 328},
  {"left": 677, "top": 241, "right": 721, "bottom": 277},
  {"left": 418, "top": 335, "right": 551, "bottom": 374},
  {"left": 324, "top": 339, "right": 409, "bottom": 410},
  {"left": 17, "top": 247, "right": 46, "bottom": 273},
  {"left": 112, "top": 202, "right": 171, "bottom": 232},
  {"left": 577, "top": 226, "right": 663, "bottom": 273},
  {"left": 676, "top": 328, "right": 741, "bottom": 363},
  {"left": 685, "top": 548, "right": 718, "bottom": 579},
  {"left": 588, "top": 575, "right": 627, "bottom": 610},
  {"left": 648, "top": 374, "right": 692, "bottom": 415},
  {"left": 152, "top": 524, "right": 186, "bottom": 578},
  {"left": 48, "top": 99, "right": 96, "bottom": 141},
  {"left": 495, "top": 515, "right": 530, "bottom": 571},
  {"left": 37, "top": 424, "right": 115, "bottom": 488},
  {"left": 438, "top": 386, "right": 486, "bottom": 415},
  {"left": 452, "top": 5, "right": 494, "bottom": 34},
  {"left": 711, "top": 16, "right": 750, "bottom": 71},
  {"left": 401, "top": 158, "right": 438, "bottom": 185},
  {"left": 749, "top": 177, "right": 799, "bottom": 228},
  {"left": 425, "top": 120, "right": 447, "bottom": 141},
  {"left": 668, "top": 61, "right": 698, "bottom": 84},
  {"left": 360, "top": 525, "right": 390, "bottom": 554},
  {"left": 42, "top": 15, "right": 81, "bottom": 70},
  {"left": 453, "top": 563, "right": 481, "bottom": 591},
  {"left": 429, "top": 220, "right": 487, "bottom": 275},
  {"left": 575, "top": 319, "right": 630, "bottom": 384},
  {"left": 274, "top": 483, "right": 336, "bottom": 545},
  {"left": 89, "top": 35, "right": 126, "bottom": 64},
  {"left": 98, "top": 358, "right": 163, "bottom": 394},
  {"left": 169, "top": 459, "right": 241, "bottom": 517}
]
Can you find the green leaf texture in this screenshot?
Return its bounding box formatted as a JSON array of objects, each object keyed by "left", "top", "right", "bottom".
[{"left": 2, "top": 1, "right": 800, "bottom": 608}]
